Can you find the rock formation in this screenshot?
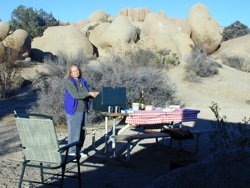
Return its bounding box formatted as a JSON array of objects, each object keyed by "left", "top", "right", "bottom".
[
  {"left": 140, "top": 13, "right": 193, "bottom": 58},
  {"left": 120, "top": 7, "right": 150, "bottom": 22},
  {"left": 1, "top": 3, "right": 228, "bottom": 64},
  {"left": 214, "top": 34, "right": 250, "bottom": 59},
  {"left": 0, "top": 22, "right": 10, "bottom": 40},
  {"left": 0, "top": 41, "right": 4, "bottom": 62},
  {"left": 188, "top": 3, "right": 223, "bottom": 54},
  {"left": 169, "top": 18, "right": 191, "bottom": 36},
  {"left": 89, "top": 16, "right": 138, "bottom": 49},
  {"left": 2, "top": 29, "right": 31, "bottom": 58},
  {"left": 88, "top": 10, "right": 110, "bottom": 23},
  {"left": 31, "top": 25, "right": 95, "bottom": 60}
]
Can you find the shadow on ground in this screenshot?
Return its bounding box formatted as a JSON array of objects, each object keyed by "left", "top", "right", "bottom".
[
  {"left": 1, "top": 95, "right": 249, "bottom": 188},
  {"left": 0, "top": 86, "right": 38, "bottom": 120},
  {"left": 23, "top": 118, "right": 216, "bottom": 188}
]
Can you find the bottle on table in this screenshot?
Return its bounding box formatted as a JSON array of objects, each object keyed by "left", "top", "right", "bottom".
[{"left": 139, "top": 90, "right": 145, "bottom": 110}]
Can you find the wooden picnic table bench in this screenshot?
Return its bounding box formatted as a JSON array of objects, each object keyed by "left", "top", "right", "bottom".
[
  {"left": 111, "top": 132, "right": 170, "bottom": 160},
  {"left": 111, "top": 128, "right": 213, "bottom": 161}
]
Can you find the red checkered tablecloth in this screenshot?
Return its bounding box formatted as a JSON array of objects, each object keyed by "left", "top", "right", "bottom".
[{"left": 125, "top": 109, "right": 200, "bottom": 125}]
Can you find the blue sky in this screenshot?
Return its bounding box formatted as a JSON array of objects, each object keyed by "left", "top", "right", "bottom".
[{"left": 1, "top": 0, "right": 250, "bottom": 27}]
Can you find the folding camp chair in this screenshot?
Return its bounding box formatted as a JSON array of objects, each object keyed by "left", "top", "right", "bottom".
[{"left": 14, "top": 112, "right": 82, "bottom": 188}]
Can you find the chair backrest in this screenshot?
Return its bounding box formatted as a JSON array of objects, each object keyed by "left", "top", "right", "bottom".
[
  {"left": 15, "top": 117, "right": 62, "bottom": 164},
  {"left": 14, "top": 109, "right": 53, "bottom": 120}
]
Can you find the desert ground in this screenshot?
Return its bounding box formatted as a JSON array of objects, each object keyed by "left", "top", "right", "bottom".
[{"left": 0, "top": 63, "right": 249, "bottom": 187}]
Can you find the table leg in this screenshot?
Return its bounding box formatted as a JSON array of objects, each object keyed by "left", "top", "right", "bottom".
[
  {"left": 104, "top": 116, "right": 108, "bottom": 153},
  {"left": 92, "top": 130, "right": 96, "bottom": 150},
  {"left": 179, "top": 122, "right": 183, "bottom": 128},
  {"left": 112, "top": 118, "right": 116, "bottom": 157}
]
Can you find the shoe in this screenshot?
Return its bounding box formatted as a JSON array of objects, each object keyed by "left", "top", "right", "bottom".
[
  {"left": 80, "top": 152, "right": 88, "bottom": 158},
  {"left": 68, "top": 152, "right": 77, "bottom": 162}
]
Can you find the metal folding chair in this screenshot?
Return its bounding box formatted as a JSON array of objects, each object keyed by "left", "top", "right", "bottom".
[{"left": 14, "top": 112, "right": 82, "bottom": 188}]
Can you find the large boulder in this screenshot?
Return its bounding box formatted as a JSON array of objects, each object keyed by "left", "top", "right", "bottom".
[
  {"left": 32, "top": 25, "right": 95, "bottom": 60},
  {"left": 213, "top": 34, "right": 250, "bottom": 60},
  {"left": 139, "top": 34, "right": 179, "bottom": 55},
  {"left": 70, "top": 20, "right": 87, "bottom": 30},
  {"left": 0, "top": 22, "right": 10, "bottom": 40},
  {"left": 169, "top": 18, "right": 192, "bottom": 36},
  {"left": 173, "top": 32, "right": 194, "bottom": 59},
  {"left": 88, "top": 22, "right": 110, "bottom": 47},
  {"left": 140, "top": 13, "right": 193, "bottom": 58},
  {"left": 2, "top": 29, "right": 31, "bottom": 58},
  {"left": 89, "top": 16, "right": 138, "bottom": 48},
  {"left": 0, "top": 41, "right": 5, "bottom": 62},
  {"left": 141, "top": 13, "right": 177, "bottom": 37},
  {"left": 80, "top": 22, "right": 100, "bottom": 36},
  {"left": 119, "top": 8, "right": 151, "bottom": 31},
  {"left": 188, "top": 3, "right": 223, "bottom": 54},
  {"left": 88, "top": 10, "right": 110, "bottom": 23},
  {"left": 120, "top": 8, "right": 150, "bottom": 22}
]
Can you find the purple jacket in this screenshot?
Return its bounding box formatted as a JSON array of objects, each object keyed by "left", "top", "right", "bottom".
[{"left": 64, "top": 78, "right": 90, "bottom": 115}]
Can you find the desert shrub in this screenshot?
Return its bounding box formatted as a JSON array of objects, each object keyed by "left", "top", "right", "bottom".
[
  {"left": 10, "top": 5, "right": 59, "bottom": 38},
  {"left": 30, "top": 51, "right": 89, "bottom": 125},
  {"left": 84, "top": 54, "right": 178, "bottom": 108},
  {"left": 157, "top": 50, "right": 180, "bottom": 69},
  {"left": 223, "top": 21, "right": 250, "bottom": 41},
  {"left": 123, "top": 48, "right": 159, "bottom": 68},
  {"left": 184, "top": 47, "right": 221, "bottom": 82},
  {"left": 111, "top": 45, "right": 180, "bottom": 70},
  {"left": 31, "top": 51, "right": 178, "bottom": 125},
  {"left": 209, "top": 102, "right": 250, "bottom": 153},
  {"left": 221, "top": 55, "right": 250, "bottom": 72}
]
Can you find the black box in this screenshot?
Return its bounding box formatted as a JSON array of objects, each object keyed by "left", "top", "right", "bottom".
[{"left": 92, "top": 87, "right": 127, "bottom": 112}]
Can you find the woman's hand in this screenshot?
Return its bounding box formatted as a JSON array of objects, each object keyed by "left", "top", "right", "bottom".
[{"left": 89, "top": 91, "right": 99, "bottom": 98}]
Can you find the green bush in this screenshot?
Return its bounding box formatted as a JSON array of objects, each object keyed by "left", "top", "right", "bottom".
[
  {"left": 31, "top": 51, "right": 179, "bottom": 125},
  {"left": 221, "top": 55, "right": 250, "bottom": 72},
  {"left": 184, "top": 47, "right": 221, "bottom": 82},
  {"left": 157, "top": 50, "right": 180, "bottom": 69},
  {"left": 223, "top": 21, "right": 250, "bottom": 41},
  {"left": 10, "top": 5, "right": 59, "bottom": 38}
]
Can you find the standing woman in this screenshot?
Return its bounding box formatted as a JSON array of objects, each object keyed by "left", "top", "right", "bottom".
[{"left": 64, "top": 64, "right": 99, "bottom": 157}]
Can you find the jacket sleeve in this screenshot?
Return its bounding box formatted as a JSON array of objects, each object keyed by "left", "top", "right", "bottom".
[{"left": 66, "top": 79, "right": 89, "bottom": 99}]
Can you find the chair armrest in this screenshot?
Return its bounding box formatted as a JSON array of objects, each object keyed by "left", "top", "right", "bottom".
[{"left": 59, "top": 141, "right": 81, "bottom": 152}]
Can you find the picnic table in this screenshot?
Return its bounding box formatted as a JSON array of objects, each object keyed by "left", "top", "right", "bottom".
[{"left": 102, "top": 108, "right": 200, "bottom": 160}]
